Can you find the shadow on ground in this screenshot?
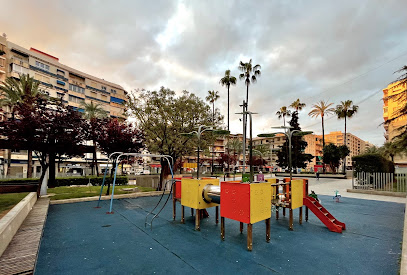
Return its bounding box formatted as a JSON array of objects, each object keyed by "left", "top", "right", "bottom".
[{"left": 36, "top": 195, "right": 404, "bottom": 275}]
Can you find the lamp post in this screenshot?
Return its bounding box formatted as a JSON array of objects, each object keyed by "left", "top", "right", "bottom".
[
  {"left": 259, "top": 126, "right": 312, "bottom": 180},
  {"left": 181, "top": 125, "right": 229, "bottom": 179},
  {"left": 236, "top": 108, "right": 257, "bottom": 182}
]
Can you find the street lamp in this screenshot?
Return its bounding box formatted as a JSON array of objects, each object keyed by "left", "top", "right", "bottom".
[
  {"left": 259, "top": 126, "right": 313, "bottom": 180},
  {"left": 181, "top": 125, "right": 229, "bottom": 179}
]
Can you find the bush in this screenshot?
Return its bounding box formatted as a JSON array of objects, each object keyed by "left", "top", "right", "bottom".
[
  {"left": 352, "top": 153, "right": 394, "bottom": 173},
  {"left": 0, "top": 176, "right": 128, "bottom": 186}
]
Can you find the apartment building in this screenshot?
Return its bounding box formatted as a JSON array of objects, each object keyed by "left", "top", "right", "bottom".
[
  {"left": 0, "top": 36, "right": 128, "bottom": 177},
  {"left": 303, "top": 134, "right": 323, "bottom": 170},
  {"left": 322, "top": 131, "right": 370, "bottom": 168},
  {"left": 252, "top": 134, "right": 286, "bottom": 169},
  {"left": 383, "top": 81, "right": 407, "bottom": 165}
]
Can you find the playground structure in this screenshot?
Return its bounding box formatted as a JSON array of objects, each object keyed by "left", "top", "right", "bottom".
[{"left": 173, "top": 176, "right": 346, "bottom": 251}]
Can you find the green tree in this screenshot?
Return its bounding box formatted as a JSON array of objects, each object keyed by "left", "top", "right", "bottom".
[
  {"left": 335, "top": 100, "right": 358, "bottom": 173},
  {"left": 127, "top": 87, "right": 222, "bottom": 188},
  {"left": 290, "top": 98, "right": 306, "bottom": 112},
  {"left": 81, "top": 101, "right": 108, "bottom": 176},
  {"left": 238, "top": 59, "right": 261, "bottom": 109},
  {"left": 0, "top": 74, "right": 46, "bottom": 178},
  {"left": 219, "top": 69, "right": 237, "bottom": 131},
  {"left": 253, "top": 144, "right": 271, "bottom": 170},
  {"left": 308, "top": 100, "right": 335, "bottom": 172},
  {"left": 382, "top": 141, "right": 402, "bottom": 162},
  {"left": 276, "top": 106, "right": 291, "bottom": 127},
  {"left": 276, "top": 112, "right": 313, "bottom": 170},
  {"left": 322, "top": 144, "right": 349, "bottom": 174}
]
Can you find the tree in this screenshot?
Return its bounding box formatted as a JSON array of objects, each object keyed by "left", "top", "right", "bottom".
[
  {"left": 219, "top": 69, "right": 237, "bottom": 131},
  {"left": 290, "top": 98, "right": 306, "bottom": 112},
  {"left": 382, "top": 141, "right": 402, "bottom": 162},
  {"left": 276, "top": 112, "right": 313, "bottom": 170},
  {"left": 253, "top": 144, "right": 270, "bottom": 170},
  {"left": 205, "top": 90, "right": 220, "bottom": 174},
  {"left": 335, "top": 100, "right": 358, "bottom": 173},
  {"left": 352, "top": 153, "right": 394, "bottom": 173},
  {"left": 308, "top": 100, "right": 335, "bottom": 173},
  {"left": 276, "top": 106, "right": 291, "bottom": 127},
  {"left": 227, "top": 138, "right": 242, "bottom": 159},
  {"left": 247, "top": 155, "right": 266, "bottom": 167},
  {"left": 322, "top": 144, "right": 350, "bottom": 174},
  {"left": 81, "top": 101, "right": 108, "bottom": 176},
  {"left": 127, "top": 87, "right": 222, "bottom": 189},
  {"left": 216, "top": 153, "right": 237, "bottom": 170},
  {"left": 0, "top": 75, "right": 47, "bottom": 178},
  {"left": 0, "top": 97, "right": 87, "bottom": 187},
  {"left": 238, "top": 59, "right": 261, "bottom": 109},
  {"left": 97, "top": 118, "right": 144, "bottom": 194}
]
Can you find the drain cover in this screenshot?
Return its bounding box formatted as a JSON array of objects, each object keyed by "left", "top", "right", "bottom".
[{"left": 102, "top": 225, "right": 111, "bottom": 227}]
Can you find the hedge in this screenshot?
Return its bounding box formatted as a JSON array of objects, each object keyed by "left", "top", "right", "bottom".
[
  {"left": 0, "top": 176, "right": 128, "bottom": 186},
  {"left": 352, "top": 153, "right": 394, "bottom": 173}
]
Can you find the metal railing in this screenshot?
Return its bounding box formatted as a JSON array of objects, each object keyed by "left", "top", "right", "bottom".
[{"left": 353, "top": 172, "right": 407, "bottom": 193}]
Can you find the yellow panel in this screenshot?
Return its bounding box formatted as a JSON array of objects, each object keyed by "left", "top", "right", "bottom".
[
  {"left": 266, "top": 178, "right": 278, "bottom": 184},
  {"left": 250, "top": 182, "right": 271, "bottom": 224},
  {"left": 291, "top": 179, "right": 304, "bottom": 209},
  {"left": 181, "top": 178, "right": 219, "bottom": 209}
]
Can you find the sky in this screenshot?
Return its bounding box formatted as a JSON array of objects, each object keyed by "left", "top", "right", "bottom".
[{"left": 1, "top": 0, "right": 407, "bottom": 146}]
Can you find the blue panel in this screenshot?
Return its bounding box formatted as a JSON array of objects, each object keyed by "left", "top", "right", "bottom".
[{"left": 57, "top": 80, "right": 65, "bottom": 86}]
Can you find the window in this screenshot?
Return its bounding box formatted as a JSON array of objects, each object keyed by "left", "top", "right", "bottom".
[
  {"left": 111, "top": 89, "right": 117, "bottom": 94},
  {"left": 0, "top": 59, "right": 4, "bottom": 68},
  {"left": 12, "top": 64, "right": 29, "bottom": 74},
  {"left": 39, "top": 89, "right": 49, "bottom": 96},
  {"left": 69, "top": 83, "right": 85, "bottom": 94},
  {"left": 68, "top": 95, "right": 84, "bottom": 103},
  {"left": 101, "top": 86, "right": 107, "bottom": 91},
  {"left": 35, "top": 61, "right": 50, "bottom": 71},
  {"left": 57, "top": 69, "right": 65, "bottom": 75}
]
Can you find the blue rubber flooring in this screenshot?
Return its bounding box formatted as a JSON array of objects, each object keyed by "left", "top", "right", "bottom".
[{"left": 36, "top": 195, "right": 404, "bottom": 275}]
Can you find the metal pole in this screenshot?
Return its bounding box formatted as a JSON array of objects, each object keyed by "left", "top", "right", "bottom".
[
  {"left": 289, "top": 130, "right": 293, "bottom": 180},
  {"left": 249, "top": 112, "right": 254, "bottom": 182},
  {"left": 197, "top": 146, "right": 200, "bottom": 179},
  {"left": 242, "top": 101, "right": 246, "bottom": 176}
]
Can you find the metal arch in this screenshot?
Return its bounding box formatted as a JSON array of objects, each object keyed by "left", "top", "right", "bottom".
[
  {"left": 96, "top": 152, "right": 123, "bottom": 208},
  {"left": 107, "top": 153, "right": 174, "bottom": 214}
]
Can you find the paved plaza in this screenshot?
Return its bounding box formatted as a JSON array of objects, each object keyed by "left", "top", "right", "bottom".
[{"left": 35, "top": 178, "right": 405, "bottom": 274}]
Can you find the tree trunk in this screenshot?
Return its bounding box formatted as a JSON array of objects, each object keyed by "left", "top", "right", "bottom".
[
  {"left": 94, "top": 144, "right": 99, "bottom": 176},
  {"left": 27, "top": 149, "right": 32, "bottom": 178},
  {"left": 227, "top": 85, "right": 230, "bottom": 131},
  {"left": 106, "top": 159, "right": 116, "bottom": 195},
  {"left": 6, "top": 149, "right": 11, "bottom": 176}
]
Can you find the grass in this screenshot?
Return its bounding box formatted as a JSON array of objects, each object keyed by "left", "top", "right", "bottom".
[
  {"left": 48, "top": 185, "right": 156, "bottom": 200},
  {"left": 0, "top": 192, "right": 29, "bottom": 217}
]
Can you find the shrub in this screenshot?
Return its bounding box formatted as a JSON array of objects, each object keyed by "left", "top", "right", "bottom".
[
  {"left": 0, "top": 176, "right": 128, "bottom": 186},
  {"left": 352, "top": 153, "right": 395, "bottom": 173}
]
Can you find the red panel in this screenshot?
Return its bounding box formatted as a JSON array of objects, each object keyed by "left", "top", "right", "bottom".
[
  {"left": 221, "top": 182, "right": 250, "bottom": 224},
  {"left": 175, "top": 177, "right": 182, "bottom": 199}
]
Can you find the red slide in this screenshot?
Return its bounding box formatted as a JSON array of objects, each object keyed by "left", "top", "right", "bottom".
[{"left": 303, "top": 197, "right": 346, "bottom": 233}]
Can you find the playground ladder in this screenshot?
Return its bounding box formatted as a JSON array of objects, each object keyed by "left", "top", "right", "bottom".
[{"left": 303, "top": 197, "right": 346, "bottom": 233}]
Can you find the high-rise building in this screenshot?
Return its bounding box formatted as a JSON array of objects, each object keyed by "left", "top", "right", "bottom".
[
  {"left": 303, "top": 134, "right": 323, "bottom": 170},
  {"left": 252, "top": 134, "right": 286, "bottom": 169},
  {"left": 383, "top": 81, "right": 407, "bottom": 166},
  {"left": 322, "top": 131, "right": 370, "bottom": 168},
  {"left": 0, "top": 36, "right": 128, "bottom": 177}
]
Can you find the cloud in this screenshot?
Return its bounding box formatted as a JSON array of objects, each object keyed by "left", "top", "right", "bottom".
[{"left": 1, "top": 0, "right": 407, "bottom": 146}]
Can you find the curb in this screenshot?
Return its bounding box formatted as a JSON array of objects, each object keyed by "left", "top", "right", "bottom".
[
  {"left": 346, "top": 189, "right": 406, "bottom": 198},
  {"left": 49, "top": 191, "right": 169, "bottom": 205}
]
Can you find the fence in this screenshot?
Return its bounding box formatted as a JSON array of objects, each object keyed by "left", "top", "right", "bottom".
[{"left": 353, "top": 172, "right": 407, "bottom": 193}]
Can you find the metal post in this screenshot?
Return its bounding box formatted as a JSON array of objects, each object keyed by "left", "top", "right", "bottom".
[
  {"left": 197, "top": 146, "right": 200, "bottom": 179},
  {"left": 289, "top": 131, "right": 293, "bottom": 180},
  {"left": 249, "top": 112, "right": 254, "bottom": 182},
  {"left": 242, "top": 101, "right": 246, "bottom": 176}
]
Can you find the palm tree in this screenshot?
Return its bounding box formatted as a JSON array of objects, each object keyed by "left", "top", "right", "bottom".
[
  {"left": 290, "top": 98, "right": 306, "bottom": 113},
  {"left": 219, "top": 70, "right": 237, "bottom": 131},
  {"left": 276, "top": 106, "right": 291, "bottom": 127},
  {"left": 335, "top": 100, "right": 359, "bottom": 173},
  {"left": 205, "top": 90, "right": 220, "bottom": 125},
  {"left": 254, "top": 144, "right": 271, "bottom": 171},
  {"left": 81, "top": 101, "right": 108, "bottom": 176},
  {"left": 0, "top": 74, "right": 42, "bottom": 178},
  {"left": 238, "top": 59, "right": 261, "bottom": 109},
  {"left": 206, "top": 91, "right": 220, "bottom": 174},
  {"left": 308, "top": 100, "right": 335, "bottom": 173},
  {"left": 382, "top": 141, "right": 401, "bottom": 162}
]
